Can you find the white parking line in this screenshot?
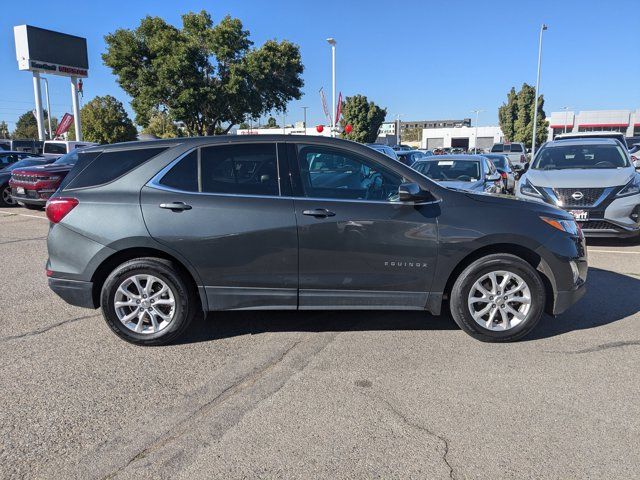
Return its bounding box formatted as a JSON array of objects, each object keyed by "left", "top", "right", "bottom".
[
  {"left": 588, "top": 249, "right": 640, "bottom": 254},
  {"left": 0, "top": 211, "right": 47, "bottom": 220}
]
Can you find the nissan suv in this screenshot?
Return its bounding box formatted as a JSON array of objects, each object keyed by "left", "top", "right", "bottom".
[
  {"left": 45, "top": 136, "right": 587, "bottom": 345},
  {"left": 516, "top": 138, "right": 640, "bottom": 238}
]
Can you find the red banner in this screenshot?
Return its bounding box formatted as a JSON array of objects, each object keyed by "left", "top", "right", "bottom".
[
  {"left": 55, "top": 113, "right": 74, "bottom": 137},
  {"left": 335, "top": 92, "right": 343, "bottom": 124}
]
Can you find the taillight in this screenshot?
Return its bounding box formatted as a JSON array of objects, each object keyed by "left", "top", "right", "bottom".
[
  {"left": 46, "top": 197, "right": 78, "bottom": 223},
  {"left": 500, "top": 172, "right": 508, "bottom": 179},
  {"left": 520, "top": 154, "right": 526, "bottom": 162}
]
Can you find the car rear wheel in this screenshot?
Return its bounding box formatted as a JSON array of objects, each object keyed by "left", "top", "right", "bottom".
[
  {"left": 0, "top": 185, "right": 17, "bottom": 207},
  {"left": 100, "top": 257, "right": 198, "bottom": 346},
  {"left": 449, "top": 253, "right": 545, "bottom": 342}
]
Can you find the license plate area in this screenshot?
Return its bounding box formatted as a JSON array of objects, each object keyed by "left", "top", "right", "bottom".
[
  {"left": 16, "top": 186, "right": 25, "bottom": 195},
  {"left": 569, "top": 209, "right": 589, "bottom": 222}
]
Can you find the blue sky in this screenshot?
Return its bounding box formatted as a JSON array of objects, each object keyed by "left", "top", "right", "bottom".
[{"left": 1, "top": 0, "right": 638, "bottom": 131}]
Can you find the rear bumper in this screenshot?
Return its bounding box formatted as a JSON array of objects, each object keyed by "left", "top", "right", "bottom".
[
  {"left": 11, "top": 195, "right": 47, "bottom": 206},
  {"left": 552, "top": 282, "right": 586, "bottom": 315},
  {"left": 48, "top": 277, "right": 97, "bottom": 309}
]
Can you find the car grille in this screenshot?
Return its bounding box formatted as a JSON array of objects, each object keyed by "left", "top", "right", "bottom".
[
  {"left": 11, "top": 174, "right": 49, "bottom": 184},
  {"left": 553, "top": 187, "right": 605, "bottom": 207},
  {"left": 580, "top": 220, "right": 618, "bottom": 230}
]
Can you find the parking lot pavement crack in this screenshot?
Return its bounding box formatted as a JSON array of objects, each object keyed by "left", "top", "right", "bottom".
[
  {"left": 0, "top": 313, "right": 100, "bottom": 343},
  {"left": 374, "top": 394, "right": 456, "bottom": 480},
  {"left": 0, "top": 235, "right": 48, "bottom": 245},
  {"left": 101, "top": 338, "right": 307, "bottom": 479},
  {"left": 545, "top": 340, "right": 640, "bottom": 354}
]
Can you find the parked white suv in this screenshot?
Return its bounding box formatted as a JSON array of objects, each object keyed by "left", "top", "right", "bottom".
[
  {"left": 43, "top": 140, "right": 97, "bottom": 159},
  {"left": 516, "top": 138, "right": 640, "bottom": 238}
]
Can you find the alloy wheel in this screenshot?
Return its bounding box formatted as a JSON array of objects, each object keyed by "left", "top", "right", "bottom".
[
  {"left": 114, "top": 274, "right": 176, "bottom": 334},
  {"left": 1, "top": 186, "right": 16, "bottom": 206},
  {"left": 467, "top": 270, "right": 532, "bottom": 331}
]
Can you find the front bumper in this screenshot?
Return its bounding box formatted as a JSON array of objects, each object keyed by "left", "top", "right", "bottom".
[
  {"left": 552, "top": 282, "right": 586, "bottom": 315},
  {"left": 48, "top": 277, "right": 97, "bottom": 309}
]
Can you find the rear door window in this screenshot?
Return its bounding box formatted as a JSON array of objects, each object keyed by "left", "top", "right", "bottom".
[
  {"left": 64, "top": 147, "right": 168, "bottom": 190},
  {"left": 490, "top": 144, "right": 504, "bottom": 152},
  {"left": 509, "top": 144, "right": 523, "bottom": 152}
]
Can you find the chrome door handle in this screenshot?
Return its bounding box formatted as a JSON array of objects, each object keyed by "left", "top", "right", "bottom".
[
  {"left": 302, "top": 208, "right": 335, "bottom": 218},
  {"left": 159, "top": 202, "right": 192, "bottom": 211}
]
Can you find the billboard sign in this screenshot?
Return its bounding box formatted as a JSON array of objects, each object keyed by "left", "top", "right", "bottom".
[{"left": 14, "top": 25, "right": 89, "bottom": 78}]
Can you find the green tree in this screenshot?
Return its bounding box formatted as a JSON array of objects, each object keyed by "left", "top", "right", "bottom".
[
  {"left": 266, "top": 116, "right": 279, "bottom": 128},
  {"left": 0, "top": 121, "right": 10, "bottom": 139},
  {"left": 70, "top": 95, "right": 137, "bottom": 144},
  {"left": 339, "top": 94, "right": 387, "bottom": 143},
  {"left": 142, "top": 109, "right": 180, "bottom": 138},
  {"left": 12, "top": 110, "right": 57, "bottom": 139},
  {"left": 103, "top": 10, "right": 304, "bottom": 136},
  {"left": 498, "top": 83, "right": 547, "bottom": 147}
]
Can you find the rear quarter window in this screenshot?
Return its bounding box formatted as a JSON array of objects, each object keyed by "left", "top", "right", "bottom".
[{"left": 63, "top": 147, "right": 168, "bottom": 190}]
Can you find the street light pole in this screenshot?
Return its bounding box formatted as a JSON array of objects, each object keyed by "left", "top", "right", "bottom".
[
  {"left": 327, "top": 38, "right": 336, "bottom": 137},
  {"left": 531, "top": 23, "right": 548, "bottom": 158},
  {"left": 41, "top": 77, "right": 53, "bottom": 139},
  {"left": 301, "top": 106, "right": 309, "bottom": 134},
  {"left": 562, "top": 106, "right": 571, "bottom": 134},
  {"left": 471, "top": 109, "right": 483, "bottom": 153}
]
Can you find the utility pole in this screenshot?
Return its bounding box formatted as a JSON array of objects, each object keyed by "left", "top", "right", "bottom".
[
  {"left": 327, "top": 38, "right": 336, "bottom": 137},
  {"left": 396, "top": 114, "right": 402, "bottom": 146},
  {"left": 531, "top": 23, "right": 548, "bottom": 158},
  {"left": 562, "top": 106, "right": 571, "bottom": 134}
]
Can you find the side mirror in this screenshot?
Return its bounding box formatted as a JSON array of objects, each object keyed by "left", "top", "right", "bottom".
[
  {"left": 398, "top": 182, "right": 433, "bottom": 202},
  {"left": 485, "top": 173, "right": 501, "bottom": 182},
  {"left": 633, "top": 157, "right": 640, "bottom": 170}
]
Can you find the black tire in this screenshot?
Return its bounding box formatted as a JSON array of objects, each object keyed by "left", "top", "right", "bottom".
[
  {"left": 449, "top": 253, "right": 545, "bottom": 342},
  {"left": 100, "top": 257, "right": 198, "bottom": 346},
  {"left": 0, "top": 184, "right": 17, "bottom": 207}
]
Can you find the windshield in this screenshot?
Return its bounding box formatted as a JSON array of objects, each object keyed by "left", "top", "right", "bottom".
[
  {"left": 533, "top": 144, "right": 629, "bottom": 170},
  {"left": 44, "top": 143, "right": 68, "bottom": 154},
  {"left": 0, "top": 159, "right": 43, "bottom": 172},
  {"left": 414, "top": 159, "right": 480, "bottom": 182},
  {"left": 52, "top": 151, "right": 79, "bottom": 166},
  {"left": 484, "top": 155, "right": 507, "bottom": 168}
]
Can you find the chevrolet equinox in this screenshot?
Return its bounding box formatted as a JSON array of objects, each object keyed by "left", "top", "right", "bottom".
[{"left": 45, "top": 136, "right": 587, "bottom": 345}]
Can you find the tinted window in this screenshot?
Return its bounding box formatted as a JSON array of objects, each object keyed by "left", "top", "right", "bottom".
[
  {"left": 533, "top": 144, "right": 629, "bottom": 170},
  {"left": 53, "top": 151, "right": 80, "bottom": 165},
  {"left": 509, "top": 144, "right": 523, "bottom": 152},
  {"left": 490, "top": 144, "right": 504, "bottom": 152},
  {"left": 64, "top": 147, "right": 168, "bottom": 190},
  {"left": 44, "top": 143, "right": 67, "bottom": 154},
  {"left": 297, "top": 146, "right": 403, "bottom": 201},
  {"left": 159, "top": 151, "right": 198, "bottom": 192},
  {"left": 0, "top": 153, "right": 20, "bottom": 166},
  {"left": 200, "top": 144, "right": 279, "bottom": 196}
]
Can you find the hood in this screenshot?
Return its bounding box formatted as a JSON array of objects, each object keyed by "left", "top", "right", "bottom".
[
  {"left": 438, "top": 180, "right": 483, "bottom": 191},
  {"left": 466, "top": 190, "right": 572, "bottom": 219},
  {"left": 524, "top": 167, "right": 634, "bottom": 188},
  {"left": 11, "top": 163, "right": 74, "bottom": 176}
]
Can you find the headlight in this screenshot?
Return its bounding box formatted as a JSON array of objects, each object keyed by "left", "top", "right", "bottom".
[
  {"left": 616, "top": 175, "right": 640, "bottom": 198},
  {"left": 540, "top": 216, "right": 580, "bottom": 236},
  {"left": 520, "top": 178, "right": 543, "bottom": 198}
]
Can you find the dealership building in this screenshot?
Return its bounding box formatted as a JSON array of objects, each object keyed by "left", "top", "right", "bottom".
[
  {"left": 547, "top": 109, "right": 640, "bottom": 140},
  {"left": 420, "top": 125, "right": 504, "bottom": 151}
]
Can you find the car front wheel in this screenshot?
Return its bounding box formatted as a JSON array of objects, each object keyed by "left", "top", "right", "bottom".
[
  {"left": 449, "top": 253, "right": 545, "bottom": 342},
  {"left": 0, "top": 185, "right": 17, "bottom": 207},
  {"left": 100, "top": 257, "right": 198, "bottom": 346}
]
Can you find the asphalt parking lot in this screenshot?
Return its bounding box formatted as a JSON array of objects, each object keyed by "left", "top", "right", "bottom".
[{"left": 0, "top": 207, "right": 638, "bottom": 479}]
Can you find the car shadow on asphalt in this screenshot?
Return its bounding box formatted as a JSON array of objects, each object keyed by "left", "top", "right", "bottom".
[
  {"left": 526, "top": 267, "right": 640, "bottom": 340},
  {"left": 177, "top": 267, "right": 638, "bottom": 345}
]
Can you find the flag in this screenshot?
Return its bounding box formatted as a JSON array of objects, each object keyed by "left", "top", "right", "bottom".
[
  {"left": 55, "top": 113, "right": 74, "bottom": 137},
  {"left": 319, "top": 88, "right": 331, "bottom": 124},
  {"left": 335, "top": 92, "right": 343, "bottom": 125}
]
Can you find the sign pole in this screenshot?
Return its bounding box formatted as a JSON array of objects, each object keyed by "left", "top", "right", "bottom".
[
  {"left": 41, "top": 77, "right": 52, "bottom": 139},
  {"left": 70, "top": 76, "right": 82, "bottom": 141},
  {"left": 32, "top": 71, "right": 46, "bottom": 141}
]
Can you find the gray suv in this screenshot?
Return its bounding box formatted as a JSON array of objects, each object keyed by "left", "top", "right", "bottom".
[{"left": 46, "top": 136, "right": 587, "bottom": 345}]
